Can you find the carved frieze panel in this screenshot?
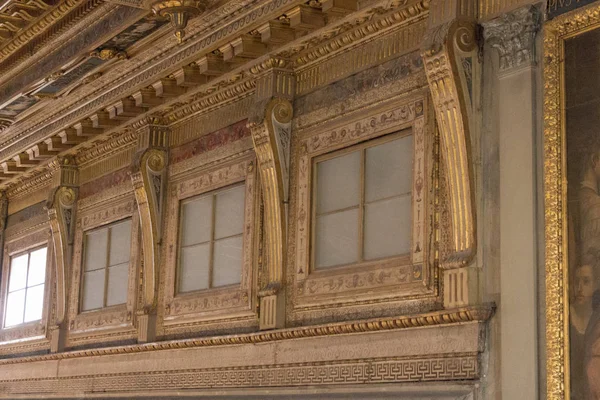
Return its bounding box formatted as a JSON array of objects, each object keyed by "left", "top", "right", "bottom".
[
  {"left": 289, "top": 94, "right": 436, "bottom": 324},
  {"left": 162, "top": 157, "right": 258, "bottom": 335},
  {"left": 66, "top": 196, "right": 139, "bottom": 346},
  {"left": 0, "top": 228, "right": 52, "bottom": 350}
]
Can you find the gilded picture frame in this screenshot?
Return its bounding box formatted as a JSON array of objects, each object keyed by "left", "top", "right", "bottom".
[{"left": 544, "top": 3, "right": 600, "bottom": 399}]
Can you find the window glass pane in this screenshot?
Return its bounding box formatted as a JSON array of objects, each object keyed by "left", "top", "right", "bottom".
[
  {"left": 213, "top": 236, "right": 243, "bottom": 287},
  {"left": 178, "top": 243, "right": 210, "bottom": 293},
  {"left": 8, "top": 254, "right": 28, "bottom": 292},
  {"left": 365, "top": 135, "right": 413, "bottom": 202},
  {"left": 82, "top": 269, "right": 105, "bottom": 311},
  {"left": 315, "top": 209, "right": 359, "bottom": 268},
  {"left": 85, "top": 228, "right": 108, "bottom": 272},
  {"left": 23, "top": 285, "right": 44, "bottom": 323},
  {"left": 5, "top": 289, "right": 25, "bottom": 327},
  {"left": 109, "top": 220, "right": 131, "bottom": 266},
  {"left": 316, "top": 151, "right": 361, "bottom": 214},
  {"left": 364, "top": 196, "right": 411, "bottom": 260},
  {"left": 27, "top": 248, "right": 47, "bottom": 287},
  {"left": 106, "top": 263, "right": 129, "bottom": 307},
  {"left": 215, "top": 185, "right": 245, "bottom": 239},
  {"left": 181, "top": 195, "right": 213, "bottom": 246}
]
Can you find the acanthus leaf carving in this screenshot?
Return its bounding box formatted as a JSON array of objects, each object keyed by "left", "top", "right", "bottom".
[{"left": 482, "top": 5, "right": 540, "bottom": 73}]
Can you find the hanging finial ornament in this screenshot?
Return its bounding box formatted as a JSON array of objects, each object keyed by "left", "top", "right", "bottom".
[{"left": 148, "top": 0, "right": 208, "bottom": 43}]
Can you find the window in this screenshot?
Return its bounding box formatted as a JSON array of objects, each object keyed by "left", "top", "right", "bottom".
[
  {"left": 313, "top": 134, "right": 413, "bottom": 269},
  {"left": 81, "top": 219, "right": 132, "bottom": 311},
  {"left": 4, "top": 247, "right": 47, "bottom": 327},
  {"left": 178, "top": 183, "right": 245, "bottom": 293}
]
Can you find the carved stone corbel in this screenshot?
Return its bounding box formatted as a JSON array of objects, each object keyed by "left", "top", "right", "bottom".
[
  {"left": 422, "top": 14, "right": 478, "bottom": 271},
  {"left": 46, "top": 156, "right": 78, "bottom": 352},
  {"left": 248, "top": 58, "right": 294, "bottom": 330},
  {"left": 130, "top": 117, "right": 169, "bottom": 343}
]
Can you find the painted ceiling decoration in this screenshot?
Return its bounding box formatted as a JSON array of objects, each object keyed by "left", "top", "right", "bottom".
[{"left": 0, "top": 13, "right": 167, "bottom": 131}]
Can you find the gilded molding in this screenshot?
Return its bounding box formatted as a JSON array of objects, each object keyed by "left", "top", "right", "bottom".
[
  {"left": 421, "top": 16, "right": 477, "bottom": 269},
  {"left": 483, "top": 5, "right": 540, "bottom": 72},
  {"left": 46, "top": 158, "right": 78, "bottom": 333},
  {"left": 163, "top": 157, "right": 256, "bottom": 333},
  {"left": 542, "top": 3, "right": 600, "bottom": 399},
  {"left": 249, "top": 88, "right": 293, "bottom": 329},
  {"left": 131, "top": 123, "right": 169, "bottom": 314},
  {"left": 0, "top": 304, "right": 493, "bottom": 365}
]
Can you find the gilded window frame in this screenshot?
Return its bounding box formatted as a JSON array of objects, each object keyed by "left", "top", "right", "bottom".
[
  {"left": 543, "top": 3, "right": 600, "bottom": 399},
  {"left": 67, "top": 196, "right": 140, "bottom": 346},
  {"left": 162, "top": 155, "right": 258, "bottom": 330},
  {"left": 0, "top": 226, "right": 52, "bottom": 350},
  {"left": 290, "top": 94, "right": 436, "bottom": 318}
]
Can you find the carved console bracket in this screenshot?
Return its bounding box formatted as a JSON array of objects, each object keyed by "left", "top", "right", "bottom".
[
  {"left": 131, "top": 117, "right": 169, "bottom": 343},
  {"left": 248, "top": 59, "right": 294, "bottom": 330},
  {"left": 46, "top": 156, "right": 78, "bottom": 352},
  {"left": 482, "top": 5, "right": 540, "bottom": 74},
  {"left": 422, "top": 6, "right": 478, "bottom": 270}
]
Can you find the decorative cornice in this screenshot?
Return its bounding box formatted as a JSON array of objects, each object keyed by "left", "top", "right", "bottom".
[
  {"left": 0, "top": 305, "right": 494, "bottom": 364},
  {"left": 482, "top": 5, "right": 541, "bottom": 72},
  {"left": 74, "top": 130, "right": 137, "bottom": 166},
  {"left": 0, "top": 0, "right": 106, "bottom": 76}
]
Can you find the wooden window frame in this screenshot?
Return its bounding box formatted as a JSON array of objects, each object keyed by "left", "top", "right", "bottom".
[
  {"left": 79, "top": 218, "right": 133, "bottom": 313},
  {"left": 0, "top": 227, "right": 52, "bottom": 347},
  {"left": 176, "top": 182, "right": 246, "bottom": 294},
  {"left": 4, "top": 245, "right": 48, "bottom": 328}
]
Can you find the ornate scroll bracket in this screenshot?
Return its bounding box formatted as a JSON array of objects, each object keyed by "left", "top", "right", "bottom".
[
  {"left": 131, "top": 118, "right": 168, "bottom": 342},
  {"left": 422, "top": 16, "right": 478, "bottom": 270},
  {"left": 248, "top": 63, "right": 294, "bottom": 329},
  {"left": 46, "top": 156, "right": 78, "bottom": 352},
  {"left": 482, "top": 5, "right": 540, "bottom": 74}
]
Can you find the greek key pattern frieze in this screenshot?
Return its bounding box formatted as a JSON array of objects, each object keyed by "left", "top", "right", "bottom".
[{"left": 0, "top": 355, "right": 479, "bottom": 395}]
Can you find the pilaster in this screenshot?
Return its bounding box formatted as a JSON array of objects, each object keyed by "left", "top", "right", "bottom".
[
  {"left": 46, "top": 156, "right": 79, "bottom": 353},
  {"left": 422, "top": 0, "right": 479, "bottom": 308},
  {"left": 248, "top": 58, "right": 294, "bottom": 330},
  {"left": 482, "top": 5, "right": 541, "bottom": 399},
  {"left": 130, "top": 116, "right": 169, "bottom": 343}
]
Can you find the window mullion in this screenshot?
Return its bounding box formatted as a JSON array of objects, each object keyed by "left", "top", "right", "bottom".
[
  {"left": 22, "top": 253, "right": 31, "bottom": 324},
  {"left": 208, "top": 194, "right": 217, "bottom": 289},
  {"left": 104, "top": 228, "right": 111, "bottom": 308},
  {"left": 359, "top": 148, "right": 366, "bottom": 262}
]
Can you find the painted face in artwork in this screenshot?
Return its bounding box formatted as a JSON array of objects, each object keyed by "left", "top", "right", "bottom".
[{"left": 574, "top": 264, "right": 596, "bottom": 306}]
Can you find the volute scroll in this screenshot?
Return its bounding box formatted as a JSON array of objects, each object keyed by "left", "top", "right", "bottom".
[{"left": 422, "top": 17, "right": 478, "bottom": 270}]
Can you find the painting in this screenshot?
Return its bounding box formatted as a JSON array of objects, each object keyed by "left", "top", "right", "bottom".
[
  {"left": 544, "top": 3, "right": 600, "bottom": 399},
  {"left": 564, "top": 26, "right": 600, "bottom": 400}
]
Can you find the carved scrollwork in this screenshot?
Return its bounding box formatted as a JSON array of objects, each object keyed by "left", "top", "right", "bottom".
[
  {"left": 47, "top": 185, "right": 77, "bottom": 326},
  {"left": 132, "top": 148, "right": 167, "bottom": 311},
  {"left": 248, "top": 97, "right": 293, "bottom": 329},
  {"left": 422, "top": 18, "right": 477, "bottom": 269}
]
